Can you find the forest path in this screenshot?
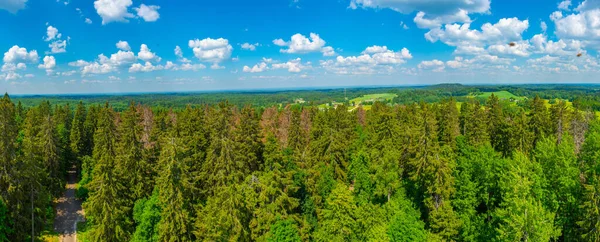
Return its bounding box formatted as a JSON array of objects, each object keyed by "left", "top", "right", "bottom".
[{"left": 54, "top": 165, "right": 84, "bottom": 242}]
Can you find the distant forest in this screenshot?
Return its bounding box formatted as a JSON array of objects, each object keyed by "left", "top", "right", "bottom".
[{"left": 2, "top": 84, "right": 600, "bottom": 241}]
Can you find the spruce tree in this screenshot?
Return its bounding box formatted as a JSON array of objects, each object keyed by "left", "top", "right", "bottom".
[
  {"left": 156, "top": 136, "right": 193, "bottom": 241},
  {"left": 84, "top": 103, "right": 131, "bottom": 241}
]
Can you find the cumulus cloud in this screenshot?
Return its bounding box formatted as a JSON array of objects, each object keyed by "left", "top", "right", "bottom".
[
  {"left": 45, "top": 26, "right": 61, "bottom": 41},
  {"left": 48, "top": 40, "right": 67, "bottom": 54},
  {"left": 321, "top": 46, "right": 336, "bottom": 56},
  {"left": 94, "top": 0, "right": 134, "bottom": 24},
  {"left": 129, "top": 61, "right": 163, "bottom": 72},
  {"left": 0, "top": 0, "right": 27, "bottom": 14},
  {"left": 3, "top": 46, "right": 38, "bottom": 63},
  {"left": 558, "top": 0, "right": 571, "bottom": 11},
  {"left": 552, "top": 1, "right": 600, "bottom": 48},
  {"left": 350, "top": 0, "right": 491, "bottom": 29},
  {"left": 241, "top": 43, "right": 259, "bottom": 51},
  {"left": 134, "top": 4, "right": 160, "bottom": 22},
  {"left": 273, "top": 33, "right": 333, "bottom": 54},
  {"left": 320, "top": 45, "right": 412, "bottom": 74},
  {"left": 188, "top": 38, "right": 233, "bottom": 64},
  {"left": 116, "top": 40, "right": 131, "bottom": 51},
  {"left": 38, "top": 55, "right": 56, "bottom": 69},
  {"left": 68, "top": 60, "right": 90, "bottom": 67},
  {"left": 179, "top": 63, "right": 206, "bottom": 71},
  {"left": 137, "top": 44, "right": 161, "bottom": 62},
  {"left": 272, "top": 58, "right": 310, "bottom": 72},
  {"left": 243, "top": 62, "right": 268, "bottom": 73},
  {"left": 174, "top": 46, "right": 183, "bottom": 58},
  {"left": 85, "top": 18, "right": 93, "bottom": 24},
  {"left": 1, "top": 63, "right": 26, "bottom": 72},
  {"left": 445, "top": 55, "right": 514, "bottom": 70},
  {"left": 418, "top": 59, "right": 445, "bottom": 72},
  {"left": 82, "top": 62, "right": 114, "bottom": 75},
  {"left": 425, "top": 18, "right": 530, "bottom": 47}
]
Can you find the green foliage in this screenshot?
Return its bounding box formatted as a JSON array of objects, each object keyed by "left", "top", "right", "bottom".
[
  {"left": 266, "top": 219, "right": 302, "bottom": 242},
  {"left": 131, "top": 190, "right": 161, "bottom": 242},
  {"left": 313, "top": 182, "right": 358, "bottom": 242},
  {"left": 6, "top": 85, "right": 600, "bottom": 241}
]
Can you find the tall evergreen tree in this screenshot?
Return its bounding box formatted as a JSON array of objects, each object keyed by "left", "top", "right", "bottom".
[
  {"left": 156, "top": 136, "right": 193, "bottom": 241},
  {"left": 84, "top": 103, "right": 131, "bottom": 241},
  {"left": 70, "top": 101, "right": 87, "bottom": 158}
]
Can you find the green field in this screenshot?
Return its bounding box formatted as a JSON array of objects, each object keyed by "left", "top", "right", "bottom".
[
  {"left": 350, "top": 93, "right": 398, "bottom": 105},
  {"left": 472, "top": 91, "right": 526, "bottom": 101}
]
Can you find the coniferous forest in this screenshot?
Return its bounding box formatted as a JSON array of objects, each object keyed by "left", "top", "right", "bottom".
[{"left": 3, "top": 85, "right": 600, "bottom": 241}]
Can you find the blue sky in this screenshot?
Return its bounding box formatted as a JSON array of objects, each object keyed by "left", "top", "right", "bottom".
[{"left": 1, "top": 0, "right": 599, "bottom": 94}]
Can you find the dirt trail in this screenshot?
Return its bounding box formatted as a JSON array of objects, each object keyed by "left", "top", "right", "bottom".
[{"left": 54, "top": 166, "right": 84, "bottom": 242}]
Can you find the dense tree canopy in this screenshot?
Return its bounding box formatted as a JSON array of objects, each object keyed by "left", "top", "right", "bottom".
[{"left": 3, "top": 87, "right": 600, "bottom": 241}]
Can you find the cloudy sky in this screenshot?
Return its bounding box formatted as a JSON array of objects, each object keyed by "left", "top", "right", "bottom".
[{"left": 1, "top": 0, "right": 599, "bottom": 94}]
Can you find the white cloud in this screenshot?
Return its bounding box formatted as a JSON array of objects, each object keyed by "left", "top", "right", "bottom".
[
  {"left": 243, "top": 62, "right": 268, "bottom": 73},
  {"left": 45, "top": 26, "right": 61, "bottom": 41},
  {"left": 59, "top": 70, "right": 76, "bottom": 76},
  {"left": 134, "top": 4, "right": 160, "bottom": 22},
  {"left": 530, "top": 33, "right": 582, "bottom": 56},
  {"left": 24, "top": 74, "right": 34, "bottom": 78},
  {"left": 38, "top": 55, "right": 56, "bottom": 69},
  {"left": 1, "top": 72, "right": 21, "bottom": 81},
  {"left": 188, "top": 38, "right": 233, "bottom": 63},
  {"left": 273, "top": 39, "right": 287, "bottom": 46},
  {"left": 321, "top": 46, "right": 336, "bottom": 56},
  {"left": 107, "top": 50, "right": 136, "bottom": 66},
  {"left": 558, "top": 0, "right": 571, "bottom": 11},
  {"left": 0, "top": 0, "right": 27, "bottom": 14},
  {"left": 174, "top": 46, "right": 183, "bottom": 58},
  {"left": 350, "top": 0, "right": 490, "bottom": 29},
  {"left": 3, "top": 46, "right": 38, "bottom": 63},
  {"left": 552, "top": 3, "right": 600, "bottom": 48},
  {"left": 425, "top": 18, "right": 530, "bottom": 47},
  {"left": 444, "top": 55, "right": 515, "bottom": 71},
  {"left": 69, "top": 60, "right": 90, "bottom": 67},
  {"left": 527, "top": 55, "right": 560, "bottom": 64},
  {"left": 129, "top": 61, "right": 164, "bottom": 72},
  {"left": 108, "top": 75, "right": 120, "bottom": 80},
  {"left": 179, "top": 63, "right": 206, "bottom": 71},
  {"left": 413, "top": 9, "right": 471, "bottom": 29},
  {"left": 48, "top": 40, "right": 67, "bottom": 54},
  {"left": 137, "top": 44, "right": 161, "bottom": 62},
  {"left": 418, "top": 59, "right": 445, "bottom": 72},
  {"left": 272, "top": 58, "right": 310, "bottom": 72},
  {"left": 241, "top": 43, "right": 259, "bottom": 51},
  {"left": 1, "top": 63, "right": 26, "bottom": 72},
  {"left": 274, "top": 33, "right": 328, "bottom": 54},
  {"left": 116, "top": 40, "right": 131, "bottom": 51},
  {"left": 94, "top": 0, "right": 134, "bottom": 24},
  {"left": 540, "top": 21, "right": 547, "bottom": 32},
  {"left": 487, "top": 41, "right": 530, "bottom": 57},
  {"left": 82, "top": 62, "right": 114, "bottom": 75},
  {"left": 85, "top": 18, "right": 93, "bottom": 24},
  {"left": 321, "top": 45, "right": 412, "bottom": 74}
]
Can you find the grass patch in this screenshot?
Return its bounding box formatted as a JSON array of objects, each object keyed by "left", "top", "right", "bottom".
[{"left": 350, "top": 93, "right": 397, "bottom": 105}]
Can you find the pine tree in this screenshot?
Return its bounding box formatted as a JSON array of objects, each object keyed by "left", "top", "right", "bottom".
[{"left": 84, "top": 103, "right": 131, "bottom": 241}]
